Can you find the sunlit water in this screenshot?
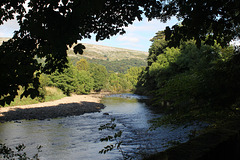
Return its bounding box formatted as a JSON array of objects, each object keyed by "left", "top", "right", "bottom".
[{"left": 0, "top": 94, "right": 202, "bottom": 160}]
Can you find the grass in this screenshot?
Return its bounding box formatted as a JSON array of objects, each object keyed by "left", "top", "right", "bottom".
[
  {"left": 44, "top": 86, "right": 66, "bottom": 102},
  {"left": 3, "top": 86, "right": 66, "bottom": 107}
]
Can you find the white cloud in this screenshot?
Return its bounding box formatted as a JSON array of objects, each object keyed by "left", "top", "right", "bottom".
[
  {"left": 118, "top": 42, "right": 146, "bottom": 50},
  {"left": 112, "top": 17, "right": 179, "bottom": 51},
  {"left": 124, "top": 17, "right": 178, "bottom": 33},
  {"left": 116, "top": 35, "right": 140, "bottom": 43}
]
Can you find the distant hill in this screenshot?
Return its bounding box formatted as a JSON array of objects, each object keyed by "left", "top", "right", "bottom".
[
  {"left": 68, "top": 43, "right": 148, "bottom": 61},
  {"left": 68, "top": 43, "right": 148, "bottom": 73},
  {"left": 1, "top": 38, "right": 148, "bottom": 60},
  {"left": 0, "top": 38, "right": 148, "bottom": 73},
  {"left": 0, "top": 37, "right": 9, "bottom": 44}
]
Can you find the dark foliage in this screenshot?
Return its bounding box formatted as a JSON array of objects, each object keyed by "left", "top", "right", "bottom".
[
  {"left": 1, "top": 0, "right": 239, "bottom": 105},
  {"left": 163, "top": 0, "right": 240, "bottom": 47},
  {"left": 0, "top": 143, "right": 42, "bottom": 160},
  {"left": 0, "top": 0, "right": 159, "bottom": 105},
  {"left": 137, "top": 29, "right": 240, "bottom": 126}
]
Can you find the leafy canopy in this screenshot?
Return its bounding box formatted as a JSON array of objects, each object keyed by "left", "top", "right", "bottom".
[
  {"left": 137, "top": 29, "right": 239, "bottom": 126},
  {"left": 163, "top": 0, "right": 240, "bottom": 47},
  {"left": 1, "top": 0, "right": 239, "bottom": 106}
]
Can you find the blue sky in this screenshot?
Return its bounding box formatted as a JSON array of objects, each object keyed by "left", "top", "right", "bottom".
[
  {"left": 81, "top": 17, "right": 178, "bottom": 52},
  {"left": 0, "top": 16, "right": 178, "bottom": 52}
]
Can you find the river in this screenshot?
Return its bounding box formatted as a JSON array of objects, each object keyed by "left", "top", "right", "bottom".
[{"left": 0, "top": 94, "right": 201, "bottom": 160}]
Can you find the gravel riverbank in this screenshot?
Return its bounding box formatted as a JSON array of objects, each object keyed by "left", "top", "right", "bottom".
[{"left": 0, "top": 93, "right": 109, "bottom": 122}]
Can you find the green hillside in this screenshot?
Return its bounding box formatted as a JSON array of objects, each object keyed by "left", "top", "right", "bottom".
[{"left": 68, "top": 43, "right": 148, "bottom": 73}]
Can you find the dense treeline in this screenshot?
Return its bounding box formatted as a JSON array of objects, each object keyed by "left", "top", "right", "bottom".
[
  {"left": 136, "top": 31, "right": 240, "bottom": 126},
  {"left": 3, "top": 57, "right": 144, "bottom": 106},
  {"left": 70, "top": 56, "right": 146, "bottom": 73},
  {"left": 40, "top": 58, "right": 144, "bottom": 96}
]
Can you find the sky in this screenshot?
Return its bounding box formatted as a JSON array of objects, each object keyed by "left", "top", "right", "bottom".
[
  {"left": 80, "top": 17, "right": 179, "bottom": 52},
  {"left": 0, "top": 16, "right": 178, "bottom": 52}
]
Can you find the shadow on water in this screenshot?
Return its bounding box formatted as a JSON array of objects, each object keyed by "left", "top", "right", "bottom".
[{"left": 0, "top": 101, "right": 105, "bottom": 122}]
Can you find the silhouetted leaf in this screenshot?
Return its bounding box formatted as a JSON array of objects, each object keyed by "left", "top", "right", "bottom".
[{"left": 73, "top": 44, "right": 86, "bottom": 55}]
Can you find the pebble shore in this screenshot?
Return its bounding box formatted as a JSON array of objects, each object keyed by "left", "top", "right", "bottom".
[{"left": 0, "top": 93, "right": 108, "bottom": 122}]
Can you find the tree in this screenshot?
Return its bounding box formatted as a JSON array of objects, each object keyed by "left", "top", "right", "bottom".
[
  {"left": 76, "top": 59, "right": 89, "bottom": 71},
  {"left": 1, "top": 0, "right": 239, "bottom": 106},
  {"left": 48, "top": 63, "right": 76, "bottom": 96},
  {"left": 148, "top": 31, "right": 168, "bottom": 66},
  {"left": 163, "top": 0, "right": 240, "bottom": 47},
  {"left": 48, "top": 62, "right": 94, "bottom": 95},
  {"left": 74, "top": 70, "right": 94, "bottom": 94},
  {"left": 0, "top": 0, "right": 161, "bottom": 105},
  {"left": 138, "top": 29, "right": 239, "bottom": 125},
  {"left": 125, "top": 67, "right": 144, "bottom": 87},
  {"left": 89, "top": 63, "right": 108, "bottom": 92},
  {"left": 105, "top": 73, "right": 131, "bottom": 92}
]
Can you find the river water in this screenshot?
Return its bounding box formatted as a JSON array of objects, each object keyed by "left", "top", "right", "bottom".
[{"left": 0, "top": 94, "right": 201, "bottom": 160}]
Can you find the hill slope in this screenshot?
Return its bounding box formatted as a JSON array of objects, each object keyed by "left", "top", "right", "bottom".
[
  {"left": 1, "top": 38, "right": 148, "bottom": 72},
  {"left": 68, "top": 43, "right": 148, "bottom": 73},
  {"left": 0, "top": 37, "right": 10, "bottom": 44},
  {"left": 68, "top": 43, "right": 148, "bottom": 61},
  {"left": 1, "top": 38, "right": 148, "bottom": 60}
]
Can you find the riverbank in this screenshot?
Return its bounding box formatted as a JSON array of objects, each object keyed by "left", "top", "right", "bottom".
[
  {"left": 0, "top": 92, "right": 109, "bottom": 122},
  {"left": 144, "top": 120, "right": 240, "bottom": 160}
]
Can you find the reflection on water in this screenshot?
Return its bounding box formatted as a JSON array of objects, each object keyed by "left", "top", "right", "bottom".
[{"left": 0, "top": 94, "right": 201, "bottom": 160}]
